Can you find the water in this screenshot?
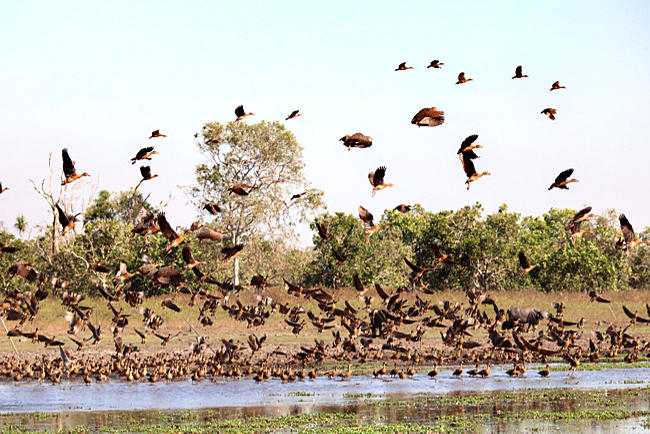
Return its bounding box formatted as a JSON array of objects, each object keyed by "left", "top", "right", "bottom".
[{"left": 0, "top": 366, "right": 648, "bottom": 413}]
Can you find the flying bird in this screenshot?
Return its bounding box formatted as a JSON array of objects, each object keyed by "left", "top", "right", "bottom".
[
  {"left": 149, "top": 130, "right": 166, "bottom": 138},
  {"left": 456, "top": 72, "right": 473, "bottom": 84},
  {"left": 340, "top": 133, "right": 373, "bottom": 151},
  {"left": 285, "top": 110, "right": 301, "bottom": 120},
  {"left": 229, "top": 183, "right": 252, "bottom": 196},
  {"left": 204, "top": 202, "right": 222, "bottom": 215},
  {"left": 541, "top": 108, "right": 557, "bottom": 120},
  {"left": 221, "top": 244, "right": 244, "bottom": 260},
  {"left": 235, "top": 105, "right": 254, "bottom": 122},
  {"left": 411, "top": 107, "right": 445, "bottom": 127},
  {"left": 548, "top": 168, "right": 578, "bottom": 190},
  {"left": 512, "top": 65, "right": 528, "bottom": 79},
  {"left": 290, "top": 191, "right": 307, "bottom": 200},
  {"left": 0, "top": 182, "right": 7, "bottom": 194},
  {"left": 61, "top": 148, "right": 89, "bottom": 186},
  {"left": 368, "top": 166, "right": 393, "bottom": 196},
  {"left": 358, "top": 205, "right": 386, "bottom": 244},
  {"left": 619, "top": 214, "right": 648, "bottom": 251},
  {"left": 394, "top": 204, "right": 412, "bottom": 213},
  {"left": 462, "top": 152, "right": 490, "bottom": 190},
  {"left": 457, "top": 134, "right": 482, "bottom": 160},
  {"left": 395, "top": 62, "right": 414, "bottom": 71},
  {"left": 56, "top": 203, "right": 78, "bottom": 236},
  {"left": 427, "top": 60, "right": 444, "bottom": 68},
  {"left": 139, "top": 166, "right": 158, "bottom": 181},
  {"left": 518, "top": 251, "right": 539, "bottom": 276},
  {"left": 131, "top": 146, "right": 158, "bottom": 164},
  {"left": 550, "top": 81, "right": 566, "bottom": 91}
]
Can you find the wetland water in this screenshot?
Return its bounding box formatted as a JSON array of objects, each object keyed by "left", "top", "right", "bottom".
[{"left": 0, "top": 367, "right": 649, "bottom": 432}]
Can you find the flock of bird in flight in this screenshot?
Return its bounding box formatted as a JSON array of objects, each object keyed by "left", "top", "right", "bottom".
[{"left": 0, "top": 58, "right": 648, "bottom": 385}]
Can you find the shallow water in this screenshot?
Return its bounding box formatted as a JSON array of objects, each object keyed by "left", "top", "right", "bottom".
[{"left": 1, "top": 366, "right": 648, "bottom": 413}]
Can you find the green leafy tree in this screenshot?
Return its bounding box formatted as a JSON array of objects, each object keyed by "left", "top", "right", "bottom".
[{"left": 190, "top": 121, "right": 324, "bottom": 285}]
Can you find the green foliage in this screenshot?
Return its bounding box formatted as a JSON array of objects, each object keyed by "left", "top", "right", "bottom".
[{"left": 85, "top": 189, "right": 154, "bottom": 225}]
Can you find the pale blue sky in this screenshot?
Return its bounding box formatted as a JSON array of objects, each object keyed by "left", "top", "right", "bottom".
[{"left": 1, "top": 1, "right": 649, "bottom": 244}]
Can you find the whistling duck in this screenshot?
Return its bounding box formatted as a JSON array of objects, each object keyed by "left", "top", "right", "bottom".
[
  {"left": 548, "top": 168, "right": 578, "bottom": 190},
  {"left": 619, "top": 214, "right": 649, "bottom": 251},
  {"left": 427, "top": 366, "right": 439, "bottom": 378},
  {"left": 456, "top": 72, "right": 473, "bottom": 84},
  {"left": 478, "top": 364, "right": 491, "bottom": 378},
  {"left": 550, "top": 81, "right": 566, "bottom": 91},
  {"left": 411, "top": 107, "right": 445, "bottom": 127},
  {"left": 462, "top": 151, "right": 490, "bottom": 190},
  {"left": 221, "top": 244, "right": 244, "bottom": 260},
  {"left": 61, "top": 148, "right": 90, "bottom": 186},
  {"left": 395, "top": 62, "right": 414, "bottom": 71},
  {"left": 538, "top": 364, "right": 550, "bottom": 377},
  {"left": 512, "top": 65, "right": 528, "bottom": 79},
  {"left": 467, "top": 363, "right": 480, "bottom": 377},
  {"left": 285, "top": 110, "right": 301, "bottom": 120},
  {"left": 622, "top": 305, "right": 650, "bottom": 324},
  {"left": 541, "top": 108, "right": 557, "bottom": 120},
  {"left": 457, "top": 135, "right": 482, "bottom": 160},
  {"left": 149, "top": 130, "right": 166, "bottom": 138},
  {"left": 427, "top": 60, "right": 444, "bottom": 68},
  {"left": 368, "top": 166, "right": 393, "bottom": 196},
  {"left": 565, "top": 207, "right": 595, "bottom": 241},
  {"left": 518, "top": 251, "right": 539, "bottom": 276},
  {"left": 131, "top": 146, "right": 158, "bottom": 164},
  {"left": 157, "top": 213, "right": 191, "bottom": 253},
  {"left": 229, "top": 183, "right": 252, "bottom": 195},
  {"left": 452, "top": 363, "right": 463, "bottom": 377},
  {"left": 235, "top": 105, "right": 254, "bottom": 122},
  {"left": 204, "top": 202, "right": 221, "bottom": 215},
  {"left": 290, "top": 191, "right": 307, "bottom": 200},
  {"left": 358, "top": 205, "right": 387, "bottom": 244},
  {"left": 196, "top": 228, "right": 223, "bottom": 243},
  {"left": 56, "top": 203, "right": 78, "bottom": 236},
  {"left": 394, "top": 204, "right": 412, "bottom": 213},
  {"left": 139, "top": 166, "right": 158, "bottom": 181},
  {"left": 340, "top": 133, "right": 373, "bottom": 151},
  {"left": 0, "top": 182, "right": 7, "bottom": 194}
]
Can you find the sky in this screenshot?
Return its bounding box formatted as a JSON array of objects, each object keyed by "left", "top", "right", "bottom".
[{"left": 1, "top": 1, "right": 649, "bottom": 245}]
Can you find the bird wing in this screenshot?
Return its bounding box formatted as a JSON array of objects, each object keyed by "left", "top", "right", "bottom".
[
  {"left": 373, "top": 166, "right": 386, "bottom": 186},
  {"left": 56, "top": 204, "right": 70, "bottom": 227},
  {"left": 157, "top": 213, "right": 178, "bottom": 241},
  {"left": 554, "top": 168, "right": 574, "bottom": 184},
  {"left": 235, "top": 105, "right": 245, "bottom": 117},
  {"left": 289, "top": 110, "right": 299, "bottom": 118},
  {"left": 62, "top": 148, "right": 76, "bottom": 177},
  {"left": 619, "top": 214, "right": 635, "bottom": 243},
  {"left": 374, "top": 283, "right": 390, "bottom": 300},
  {"left": 458, "top": 72, "right": 465, "bottom": 80},
  {"left": 404, "top": 257, "right": 423, "bottom": 273},
  {"left": 572, "top": 206, "right": 593, "bottom": 222},
  {"left": 462, "top": 154, "right": 477, "bottom": 177},
  {"left": 135, "top": 146, "right": 154, "bottom": 159},
  {"left": 358, "top": 206, "right": 374, "bottom": 227},
  {"left": 140, "top": 166, "right": 151, "bottom": 179},
  {"left": 398, "top": 62, "right": 406, "bottom": 69},
  {"left": 458, "top": 134, "right": 479, "bottom": 153},
  {"left": 352, "top": 274, "right": 364, "bottom": 292},
  {"left": 518, "top": 251, "right": 530, "bottom": 269},
  {"left": 515, "top": 65, "right": 522, "bottom": 76},
  {"left": 182, "top": 245, "right": 196, "bottom": 264}
]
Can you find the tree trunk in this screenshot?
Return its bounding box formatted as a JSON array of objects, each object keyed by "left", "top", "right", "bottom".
[
  {"left": 51, "top": 213, "right": 58, "bottom": 256},
  {"left": 232, "top": 234, "right": 240, "bottom": 286}
]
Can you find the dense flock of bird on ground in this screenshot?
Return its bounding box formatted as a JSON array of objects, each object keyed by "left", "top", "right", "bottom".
[{"left": 0, "top": 60, "right": 648, "bottom": 386}]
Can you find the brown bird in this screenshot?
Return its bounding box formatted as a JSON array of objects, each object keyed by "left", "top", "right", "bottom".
[
  {"left": 368, "top": 166, "right": 393, "bottom": 196},
  {"left": 149, "top": 130, "right": 166, "bottom": 138},
  {"left": 204, "top": 202, "right": 222, "bottom": 215},
  {"left": 340, "top": 133, "right": 373, "bottom": 151},
  {"left": 462, "top": 152, "right": 490, "bottom": 190},
  {"left": 565, "top": 206, "right": 594, "bottom": 241},
  {"left": 0, "top": 242, "right": 18, "bottom": 255},
  {"left": 588, "top": 290, "right": 610, "bottom": 304},
  {"left": 235, "top": 105, "right": 254, "bottom": 122},
  {"left": 404, "top": 257, "right": 434, "bottom": 283},
  {"left": 456, "top": 72, "right": 473, "bottom": 84},
  {"left": 358, "top": 205, "right": 386, "bottom": 244},
  {"left": 512, "top": 65, "right": 528, "bottom": 79},
  {"left": 395, "top": 62, "right": 414, "bottom": 71},
  {"left": 61, "top": 148, "right": 90, "bottom": 186},
  {"left": 157, "top": 213, "right": 190, "bottom": 253},
  {"left": 619, "top": 214, "right": 648, "bottom": 251},
  {"left": 196, "top": 228, "right": 223, "bottom": 243},
  {"left": 229, "top": 183, "right": 252, "bottom": 196},
  {"left": 537, "top": 364, "right": 550, "bottom": 377},
  {"left": 139, "top": 166, "right": 158, "bottom": 181},
  {"left": 548, "top": 168, "right": 578, "bottom": 190},
  {"left": 394, "top": 204, "right": 412, "bottom": 213},
  {"left": 315, "top": 221, "right": 330, "bottom": 241},
  {"left": 285, "top": 110, "right": 301, "bottom": 120},
  {"left": 427, "top": 59, "right": 444, "bottom": 69},
  {"left": 290, "top": 191, "right": 307, "bottom": 200},
  {"left": 56, "top": 203, "right": 79, "bottom": 236},
  {"left": 541, "top": 108, "right": 557, "bottom": 120},
  {"left": 457, "top": 134, "right": 482, "bottom": 163},
  {"left": 221, "top": 244, "right": 244, "bottom": 260},
  {"left": 353, "top": 273, "right": 368, "bottom": 296},
  {"left": 622, "top": 305, "right": 650, "bottom": 324},
  {"left": 181, "top": 245, "right": 202, "bottom": 269},
  {"left": 518, "top": 251, "right": 539, "bottom": 276},
  {"left": 550, "top": 81, "right": 566, "bottom": 91},
  {"left": 0, "top": 182, "right": 7, "bottom": 194},
  {"left": 7, "top": 261, "right": 39, "bottom": 282},
  {"left": 431, "top": 242, "right": 457, "bottom": 266},
  {"left": 131, "top": 207, "right": 159, "bottom": 239},
  {"left": 411, "top": 107, "right": 445, "bottom": 127},
  {"left": 131, "top": 146, "right": 158, "bottom": 164},
  {"left": 161, "top": 299, "right": 182, "bottom": 313}
]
